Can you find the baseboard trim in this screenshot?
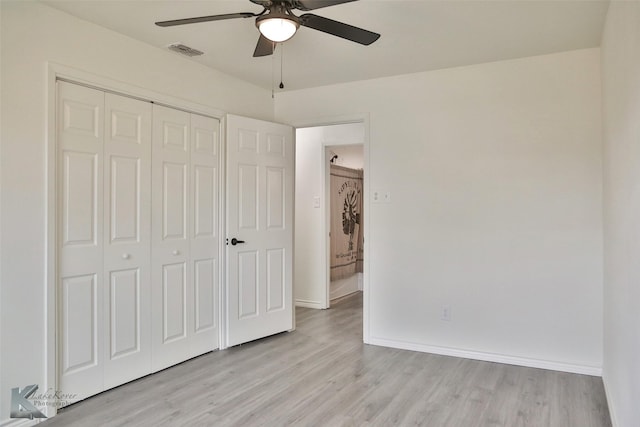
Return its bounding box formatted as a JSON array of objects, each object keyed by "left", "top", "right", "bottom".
[
  {"left": 330, "top": 289, "right": 360, "bottom": 302},
  {"left": 295, "top": 299, "right": 324, "bottom": 309},
  {"left": 601, "top": 373, "right": 618, "bottom": 427},
  {"left": 369, "top": 337, "right": 602, "bottom": 376},
  {"left": 330, "top": 275, "right": 360, "bottom": 301}
]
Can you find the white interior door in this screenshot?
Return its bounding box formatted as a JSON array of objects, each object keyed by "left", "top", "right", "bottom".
[
  {"left": 58, "top": 82, "right": 155, "bottom": 401},
  {"left": 151, "top": 105, "right": 192, "bottom": 371},
  {"left": 102, "top": 93, "right": 152, "bottom": 389},
  {"left": 58, "top": 81, "right": 220, "bottom": 403},
  {"left": 189, "top": 114, "right": 220, "bottom": 356},
  {"left": 57, "top": 81, "right": 105, "bottom": 401},
  {"left": 226, "top": 114, "right": 294, "bottom": 347},
  {"left": 151, "top": 106, "right": 220, "bottom": 371}
]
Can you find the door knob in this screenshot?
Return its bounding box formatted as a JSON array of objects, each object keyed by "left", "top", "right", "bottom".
[
  {"left": 122, "top": 253, "right": 130, "bottom": 260},
  {"left": 231, "top": 238, "right": 245, "bottom": 246},
  {"left": 172, "top": 250, "right": 179, "bottom": 256}
]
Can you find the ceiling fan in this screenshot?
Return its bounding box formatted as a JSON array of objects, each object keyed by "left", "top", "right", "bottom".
[{"left": 155, "top": 0, "right": 380, "bottom": 58}]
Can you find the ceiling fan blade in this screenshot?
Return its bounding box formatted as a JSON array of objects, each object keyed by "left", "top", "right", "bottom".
[
  {"left": 155, "top": 12, "right": 256, "bottom": 27},
  {"left": 253, "top": 35, "right": 275, "bottom": 57},
  {"left": 300, "top": 13, "right": 380, "bottom": 45},
  {"left": 293, "top": 0, "right": 358, "bottom": 11}
]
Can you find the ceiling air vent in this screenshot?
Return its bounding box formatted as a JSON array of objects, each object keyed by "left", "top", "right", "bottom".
[{"left": 167, "top": 43, "right": 204, "bottom": 57}]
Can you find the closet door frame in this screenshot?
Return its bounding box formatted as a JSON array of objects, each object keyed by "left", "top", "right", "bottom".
[{"left": 45, "top": 63, "right": 227, "bottom": 417}]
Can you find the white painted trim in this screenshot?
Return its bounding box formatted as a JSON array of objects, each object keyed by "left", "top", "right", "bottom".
[
  {"left": 330, "top": 276, "right": 360, "bottom": 301},
  {"left": 369, "top": 337, "right": 603, "bottom": 377},
  {"left": 291, "top": 133, "right": 297, "bottom": 331},
  {"left": 330, "top": 289, "right": 360, "bottom": 302},
  {"left": 323, "top": 147, "right": 331, "bottom": 309},
  {"left": 218, "top": 116, "right": 228, "bottom": 350},
  {"left": 288, "top": 114, "right": 367, "bottom": 130},
  {"left": 44, "top": 63, "right": 59, "bottom": 420},
  {"left": 44, "top": 62, "right": 229, "bottom": 413},
  {"left": 295, "top": 299, "right": 325, "bottom": 309},
  {"left": 362, "top": 118, "right": 371, "bottom": 345},
  {"left": 48, "top": 62, "right": 226, "bottom": 120},
  {"left": 601, "top": 374, "right": 619, "bottom": 427},
  {"left": 0, "top": 54, "right": 2, "bottom": 427}
]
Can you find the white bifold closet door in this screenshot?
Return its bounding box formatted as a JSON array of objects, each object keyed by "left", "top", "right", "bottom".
[
  {"left": 57, "top": 81, "right": 219, "bottom": 403},
  {"left": 58, "top": 81, "right": 153, "bottom": 401},
  {"left": 58, "top": 82, "right": 107, "bottom": 401},
  {"left": 102, "top": 93, "right": 153, "bottom": 390},
  {"left": 151, "top": 105, "right": 219, "bottom": 372}
]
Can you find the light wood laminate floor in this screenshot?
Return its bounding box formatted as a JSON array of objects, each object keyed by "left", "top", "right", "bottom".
[{"left": 44, "top": 292, "right": 611, "bottom": 426}]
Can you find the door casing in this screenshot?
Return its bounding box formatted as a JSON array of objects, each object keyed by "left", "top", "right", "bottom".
[{"left": 290, "top": 114, "right": 371, "bottom": 342}]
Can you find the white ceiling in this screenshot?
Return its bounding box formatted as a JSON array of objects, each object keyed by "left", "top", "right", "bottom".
[{"left": 42, "top": 0, "right": 610, "bottom": 92}]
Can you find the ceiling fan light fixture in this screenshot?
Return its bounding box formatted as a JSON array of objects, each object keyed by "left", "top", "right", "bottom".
[{"left": 256, "top": 12, "right": 299, "bottom": 42}]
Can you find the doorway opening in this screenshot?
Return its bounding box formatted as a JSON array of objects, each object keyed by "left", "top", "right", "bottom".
[
  {"left": 326, "top": 144, "right": 364, "bottom": 303},
  {"left": 294, "top": 121, "right": 366, "bottom": 311}
]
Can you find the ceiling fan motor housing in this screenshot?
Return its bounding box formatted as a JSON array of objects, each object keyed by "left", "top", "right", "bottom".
[{"left": 256, "top": 4, "right": 301, "bottom": 42}]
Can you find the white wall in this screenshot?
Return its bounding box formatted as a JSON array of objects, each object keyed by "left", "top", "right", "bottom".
[
  {"left": 601, "top": 2, "right": 640, "bottom": 426},
  {"left": 329, "top": 144, "right": 364, "bottom": 169},
  {"left": 330, "top": 274, "right": 363, "bottom": 301},
  {"left": 278, "top": 48, "right": 604, "bottom": 374},
  {"left": 295, "top": 124, "right": 364, "bottom": 308},
  {"left": 0, "top": 2, "right": 273, "bottom": 423}
]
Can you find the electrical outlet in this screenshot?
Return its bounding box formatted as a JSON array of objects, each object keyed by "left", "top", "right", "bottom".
[
  {"left": 441, "top": 305, "right": 451, "bottom": 321},
  {"left": 373, "top": 191, "right": 380, "bottom": 202}
]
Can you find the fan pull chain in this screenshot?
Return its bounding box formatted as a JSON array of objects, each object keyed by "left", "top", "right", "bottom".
[
  {"left": 271, "top": 45, "right": 275, "bottom": 99},
  {"left": 279, "top": 43, "right": 285, "bottom": 90}
]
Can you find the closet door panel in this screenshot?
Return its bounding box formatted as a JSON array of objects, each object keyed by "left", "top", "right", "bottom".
[
  {"left": 57, "top": 81, "right": 105, "bottom": 402},
  {"left": 151, "top": 105, "right": 191, "bottom": 371},
  {"left": 190, "top": 114, "right": 220, "bottom": 355},
  {"left": 61, "top": 151, "right": 99, "bottom": 252},
  {"left": 163, "top": 162, "right": 187, "bottom": 239},
  {"left": 61, "top": 274, "right": 99, "bottom": 373},
  {"left": 194, "top": 258, "right": 216, "bottom": 331},
  {"left": 103, "top": 93, "right": 152, "bottom": 388},
  {"left": 162, "top": 262, "right": 187, "bottom": 341},
  {"left": 108, "top": 268, "right": 139, "bottom": 357}
]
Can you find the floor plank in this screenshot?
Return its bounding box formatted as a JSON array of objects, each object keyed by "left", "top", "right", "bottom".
[{"left": 43, "top": 292, "right": 611, "bottom": 426}]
